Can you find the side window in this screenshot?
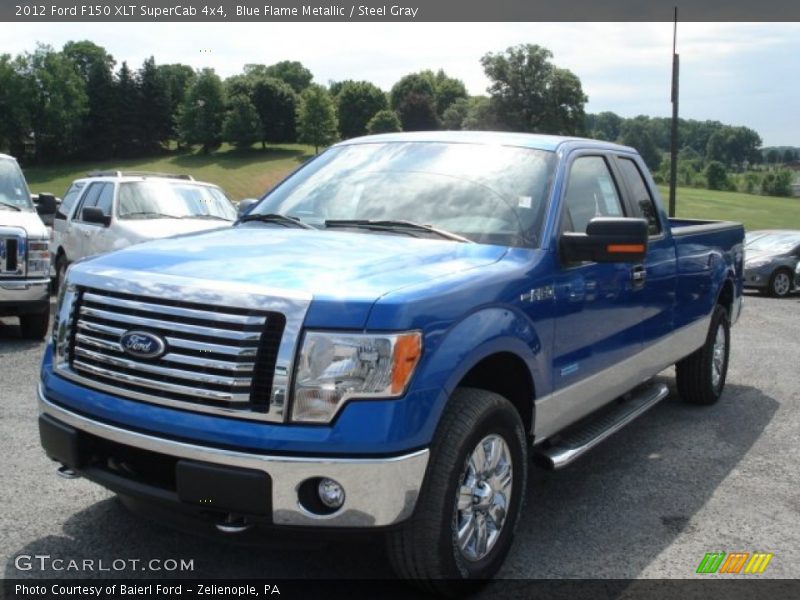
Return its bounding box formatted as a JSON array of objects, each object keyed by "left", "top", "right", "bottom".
[
  {"left": 562, "top": 156, "right": 624, "bottom": 233},
  {"left": 75, "top": 182, "right": 104, "bottom": 221},
  {"left": 617, "top": 158, "right": 661, "bottom": 235},
  {"left": 58, "top": 182, "right": 85, "bottom": 219},
  {"left": 95, "top": 183, "right": 114, "bottom": 217}
]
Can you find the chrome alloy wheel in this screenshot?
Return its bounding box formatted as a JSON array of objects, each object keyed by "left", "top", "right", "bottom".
[
  {"left": 711, "top": 324, "right": 726, "bottom": 390},
  {"left": 773, "top": 272, "right": 791, "bottom": 296},
  {"left": 455, "top": 434, "right": 513, "bottom": 562}
]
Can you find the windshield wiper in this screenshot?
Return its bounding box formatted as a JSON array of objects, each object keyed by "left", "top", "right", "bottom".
[
  {"left": 324, "top": 219, "right": 472, "bottom": 243},
  {"left": 238, "top": 213, "right": 315, "bottom": 229},
  {"left": 0, "top": 200, "right": 22, "bottom": 211},
  {"left": 121, "top": 211, "right": 180, "bottom": 219},
  {"left": 179, "top": 214, "right": 231, "bottom": 221}
]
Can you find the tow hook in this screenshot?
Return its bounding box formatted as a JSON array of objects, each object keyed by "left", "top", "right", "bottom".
[
  {"left": 56, "top": 465, "right": 80, "bottom": 479},
  {"left": 214, "top": 514, "right": 253, "bottom": 534}
]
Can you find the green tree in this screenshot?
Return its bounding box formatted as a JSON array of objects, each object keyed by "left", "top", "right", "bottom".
[
  {"left": 113, "top": 61, "right": 141, "bottom": 155},
  {"left": 367, "top": 109, "right": 402, "bottom": 134},
  {"left": 223, "top": 94, "right": 261, "bottom": 148},
  {"left": 334, "top": 80, "right": 387, "bottom": 139},
  {"left": 390, "top": 73, "right": 436, "bottom": 110},
  {"left": 783, "top": 148, "right": 797, "bottom": 163},
  {"left": 296, "top": 84, "right": 338, "bottom": 153},
  {"left": 442, "top": 97, "right": 470, "bottom": 130},
  {"left": 432, "top": 69, "right": 467, "bottom": 116},
  {"left": 462, "top": 96, "right": 504, "bottom": 131},
  {"left": 21, "top": 45, "right": 88, "bottom": 161},
  {"left": 246, "top": 61, "right": 313, "bottom": 94},
  {"left": 138, "top": 56, "right": 171, "bottom": 152},
  {"left": 480, "top": 44, "right": 587, "bottom": 135},
  {"left": 0, "top": 54, "right": 31, "bottom": 156},
  {"left": 251, "top": 77, "right": 297, "bottom": 145},
  {"left": 619, "top": 120, "right": 661, "bottom": 170},
  {"left": 761, "top": 169, "right": 792, "bottom": 197},
  {"left": 587, "top": 111, "right": 623, "bottom": 142},
  {"left": 178, "top": 68, "right": 226, "bottom": 154},
  {"left": 157, "top": 63, "right": 196, "bottom": 141},
  {"left": 705, "top": 161, "right": 728, "bottom": 190},
  {"left": 397, "top": 92, "right": 439, "bottom": 131}
]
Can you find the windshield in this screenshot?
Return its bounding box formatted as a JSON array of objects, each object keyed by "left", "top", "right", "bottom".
[
  {"left": 118, "top": 181, "right": 237, "bottom": 220},
  {"left": 0, "top": 158, "right": 32, "bottom": 210},
  {"left": 746, "top": 233, "right": 800, "bottom": 254},
  {"left": 249, "top": 142, "right": 556, "bottom": 247}
]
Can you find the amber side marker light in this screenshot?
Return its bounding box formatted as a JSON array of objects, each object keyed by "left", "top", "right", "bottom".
[
  {"left": 391, "top": 333, "right": 422, "bottom": 394},
  {"left": 607, "top": 244, "right": 646, "bottom": 253}
]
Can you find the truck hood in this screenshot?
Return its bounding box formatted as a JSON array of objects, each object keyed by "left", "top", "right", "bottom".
[
  {"left": 79, "top": 227, "right": 508, "bottom": 327},
  {"left": 116, "top": 217, "right": 233, "bottom": 242},
  {"left": 0, "top": 209, "right": 48, "bottom": 238}
]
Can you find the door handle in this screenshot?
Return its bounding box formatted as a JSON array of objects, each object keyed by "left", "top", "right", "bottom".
[{"left": 631, "top": 265, "right": 646, "bottom": 287}]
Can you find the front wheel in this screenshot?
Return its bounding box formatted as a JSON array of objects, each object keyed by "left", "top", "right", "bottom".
[
  {"left": 676, "top": 305, "right": 730, "bottom": 405},
  {"left": 386, "top": 388, "right": 527, "bottom": 595},
  {"left": 769, "top": 269, "right": 792, "bottom": 297}
]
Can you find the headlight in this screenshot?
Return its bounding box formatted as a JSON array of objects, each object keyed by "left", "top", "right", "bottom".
[
  {"left": 27, "top": 239, "right": 50, "bottom": 276},
  {"left": 291, "top": 331, "right": 422, "bottom": 423},
  {"left": 745, "top": 258, "right": 770, "bottom": 269}
]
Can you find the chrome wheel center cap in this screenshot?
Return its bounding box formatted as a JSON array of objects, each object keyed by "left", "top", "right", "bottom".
[{"left": 472, "top": 480, "right": 494, "bottom": 510}]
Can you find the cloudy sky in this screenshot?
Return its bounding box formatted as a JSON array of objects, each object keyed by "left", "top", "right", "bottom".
[{"left": 4, "top": 22, "right": 798, "bottom": 146}]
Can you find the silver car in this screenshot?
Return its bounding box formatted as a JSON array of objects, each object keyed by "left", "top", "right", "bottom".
[{"left": 744, "top": 230, "right": 800, "bottom": 297}]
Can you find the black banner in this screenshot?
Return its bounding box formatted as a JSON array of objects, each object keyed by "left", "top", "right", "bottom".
[
  {"left": 3, "top": 0, "right": 800, "bottom": 22},
  {"left": 4, "top": 579, "right": 800, "bottom": 600}
]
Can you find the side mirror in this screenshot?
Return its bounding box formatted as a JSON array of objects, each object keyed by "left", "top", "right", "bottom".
[
  {"left": 34, "top": 192, "right": 58, "bottom": 216},
  {"left": 82, "top": 207, "right": 111, "bottom": 227},
  {"left": 237, "top": 198, "right": 258, "bottom": 217},
  {"left": 560, "top": 217, "right": 648, "bottom": 263}
]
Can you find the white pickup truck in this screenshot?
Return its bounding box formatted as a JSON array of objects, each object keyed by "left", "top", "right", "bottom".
[{"left": 0, "top": 153, "right": 56, "bottom": 339}]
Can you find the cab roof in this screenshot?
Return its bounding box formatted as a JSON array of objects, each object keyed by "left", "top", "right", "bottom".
[{"left": 337, "top": 130, "right": 635, "bottom": 154}]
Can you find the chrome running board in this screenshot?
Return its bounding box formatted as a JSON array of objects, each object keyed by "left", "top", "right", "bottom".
[{"left": 534, "top": 382, "right": 669, "bottom": 470}]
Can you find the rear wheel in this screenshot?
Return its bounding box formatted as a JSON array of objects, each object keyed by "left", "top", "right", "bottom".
[
  {"left": 20, "top": 307, "right": 50, "bottom": 341},
  {"left": 676, "top": 305, "right": 730, "bottom": 405},
  {"left": 386, "top": 387, "right": 527, "bottom": 594},
  {"left": 769, "top": 269, "right": 792, "bottom": 297}
]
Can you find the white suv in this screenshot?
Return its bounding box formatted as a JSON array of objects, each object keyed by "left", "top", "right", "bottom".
[{"left": 53, "top": 172, "right": 237, "bottom": 289}]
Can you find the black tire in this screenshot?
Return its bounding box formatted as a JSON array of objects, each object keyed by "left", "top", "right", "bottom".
[
  {"left": 676, "top": 304, "right": 730, "bottom": 405},
  {"left": 768, "top": 269, "right": 792, "bottom": 298},
  {"left": 19, "top": 307, "right": 50, "bottom": 341},
  {"left": 386, "top": 387, "right": 527, "bottom": 595},
  {"left": 54, "top": 253, "right": 68, "bottom": 294}
]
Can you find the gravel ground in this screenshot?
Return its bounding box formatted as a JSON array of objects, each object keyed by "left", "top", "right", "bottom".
[{"left": 1, "top": 291, "right": 798, "bottom": 587}]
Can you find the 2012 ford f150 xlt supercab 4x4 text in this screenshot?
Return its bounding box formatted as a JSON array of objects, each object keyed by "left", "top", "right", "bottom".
[{"left": 38, "top": 132, "right": 744, "bottom": 591}]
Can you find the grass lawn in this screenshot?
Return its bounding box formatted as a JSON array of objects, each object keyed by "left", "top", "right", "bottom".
[
  {"left": 658, "top": 186, "right": 800, "bottom": 231},
  {"left": 23, "top": 143, "right": 316, "bottom": 202},
  {"left": 20, "top": 145, "right": 800, "bottom": 232}
]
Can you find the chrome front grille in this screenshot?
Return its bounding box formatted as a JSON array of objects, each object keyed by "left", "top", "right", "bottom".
[
  {"left": 0, "top": 228, "right": 25, "bottom": 277},
  {"left": 67, "top": 287, "right": 285, "bottom": 417}
]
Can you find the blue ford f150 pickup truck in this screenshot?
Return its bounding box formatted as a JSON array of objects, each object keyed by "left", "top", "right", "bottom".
[{"left": 39, "top": 132, "right": 743, "bottom": 590}]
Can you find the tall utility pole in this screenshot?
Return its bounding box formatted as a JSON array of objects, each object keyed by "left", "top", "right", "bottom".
[{"left": 669, "top": 8, "right": 679, "bottom": 217}]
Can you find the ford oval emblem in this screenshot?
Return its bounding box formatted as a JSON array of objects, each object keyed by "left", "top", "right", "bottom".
[{"left": 119, "top": 330, "right": 167, "bottom": 359}]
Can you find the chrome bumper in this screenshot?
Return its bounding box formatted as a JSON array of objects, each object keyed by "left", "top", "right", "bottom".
[
  {"left": 0, "top": 278, "right": 49, "bottom": 303},
  {"left": 38, "top": 387, "right": 429, "bottom": 528}
]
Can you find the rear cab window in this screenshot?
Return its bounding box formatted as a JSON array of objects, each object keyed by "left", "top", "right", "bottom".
[{"left": 615, "top": 157, "right": 662, "bottom": 236}]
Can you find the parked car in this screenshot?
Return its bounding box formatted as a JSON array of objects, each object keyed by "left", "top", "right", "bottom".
[
  {"left": 743, "top": 229, "right": 800, "bottom": 297},
  {"left": 52, "top": 171, "right": 237, "bottom": 290},
  {"left": 39, "top": 132, "right": 743, "bottom": 592},
  {"left": 0, "top": 153, "right": 57, "bottom": 339}
]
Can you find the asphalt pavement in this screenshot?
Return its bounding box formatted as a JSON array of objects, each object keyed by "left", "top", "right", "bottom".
[{"left": 1, "top": 291, "right": 798, "bottom": 587}]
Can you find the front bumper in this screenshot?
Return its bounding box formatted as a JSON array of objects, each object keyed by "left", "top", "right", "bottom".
[
  {"left": 743, "top": 266, "right": 770, "bottom": 288},
  {"left": 0, "top": 278, "right": 49, "bottom": 314},
  {"left": 38, "top": 386, "right": 429, "bottom": 528}
]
